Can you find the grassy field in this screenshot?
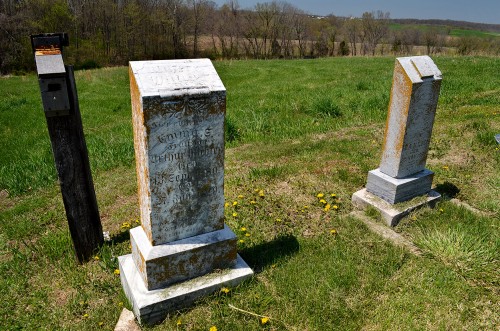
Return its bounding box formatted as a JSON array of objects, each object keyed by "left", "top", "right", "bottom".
[
  {"left": 389, "top": 23, "right": 500, "bottom": 39},
  {"left": 0, "top": 56, "right": 499, "bottom": 330}
]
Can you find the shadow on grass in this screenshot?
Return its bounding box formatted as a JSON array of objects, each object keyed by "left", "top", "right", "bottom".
[
  {"left": 109, "top": 230, "right": 130, "bottom": 245},
  {"left": 434, "top": 181, "right": 460, "bottom": 199},
  {"left": 239, "top": 234, "right": 300, "bottom": 273}
]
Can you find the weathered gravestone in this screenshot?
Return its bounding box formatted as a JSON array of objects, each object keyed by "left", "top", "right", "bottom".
[
  {"left": 118, "top": 59, "right": 253, "bottom": 325},
  {"left": 352, "top": 56, "right": 442, "bottom": 226}
]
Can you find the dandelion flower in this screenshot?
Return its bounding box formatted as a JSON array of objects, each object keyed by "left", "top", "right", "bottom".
[
  {"left": 250, "top": 200, "right": 256, "bottom": 204},
  {"left": 114, "top": 269, "right": 120, "bottom": 275},
  {"left": 439, "top": 208, "right": 444, "bottom": 213},
  {"left": 333, "top": 205, "right": 338, "bottom": 210},
  {"left": 135, "top": 219, "right": 140, "bottom": 224},
  {"left": 233, "top": 201, "right": 238, "bottom": 206},
  {"left": 93, "top": 255, "right": 100, "bottom": 261},
  {"left": 98, "top": 322, "right": 104, "bottom": 326},
  {"left": 177, "top": 319, "right": 182, "bottom": 326},
  {"left": 121, "top": 222, "right": 131, "bottom": 229},
  {"left": 275, "top": 218, "right": 282, "bottom": 223},
  {"left": 118, "top": 302, "right": 123, "bottom": 307},
  {"left": 245, "top": 233, "right": 251, "bottom": 237},
  {"left": 317, "top": 193, "right": 324, "bottom": 198},
  {"left": 259, "top": 190, "right": 265, "bottom": 197},
  {"left": 238, "top": 239, "right": 245, "bottom": 244},
  {"left": 232, "top": 212, "right": 238, "bottom": 217},
  {"left": 303, "top": 205, "right": 309, "bottom": 209},
  {"left": 238, "top": 195, "right": 244, "bottom": 199},
  {"left": 330, "top": 193, "right": 336, "bottom": 197},
  {"left": 224, "top": 202, "right": 230, "bottom": 208},
  {"left": 324, "top": 204, "right": 331, "bottom": 212},
  {"left": 319, "top": 199, "right": 327, "bottom": 204},
  {"left": 83, "top": 313, "right": 89, "bottom": 318},
  {"left": 442, "top": 166, "right": 449, "bottom": 170},
  {"left": 330, "top": 229, "right": 337, "bottom": 235},
  {"left": 261, "top": 316, "right": 270, "bottom": 325},
  {"left": 220, "top": 287, "right": 230, "bottom": 294},
  {"left": 240, "top": 227, "right": 247, "bottom": 231},
  {"left": 210, "top": 326, "right": 217, "bottom": 331}
]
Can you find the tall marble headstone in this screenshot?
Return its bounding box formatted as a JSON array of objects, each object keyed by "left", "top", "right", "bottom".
[
  {"left": 118, "top": 59, "right": 253, "bottom": 325},
  {"left": 352, "top": 56, "right": 442, "bottom": 225}
]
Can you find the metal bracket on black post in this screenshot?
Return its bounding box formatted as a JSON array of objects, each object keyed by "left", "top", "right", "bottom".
[{"left": 31, "top": 32, "right": 104, "bottom": 263}]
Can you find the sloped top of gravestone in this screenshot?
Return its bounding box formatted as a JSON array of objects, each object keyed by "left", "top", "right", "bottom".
[
  {"left": 129, "top": 59, "right": 225, "bottom": 98},
  {"left": 397, "top": 56, "right": 442, "bottom": 83}
]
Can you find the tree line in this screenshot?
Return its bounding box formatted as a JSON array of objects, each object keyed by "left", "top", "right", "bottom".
[{"left": 1, "top": 0, "right": 499, "bottom": 74}]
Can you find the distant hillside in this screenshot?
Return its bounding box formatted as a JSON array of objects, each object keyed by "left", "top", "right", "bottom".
[{"left": 390, "top": 18, "right": 500, "bottom": 33}]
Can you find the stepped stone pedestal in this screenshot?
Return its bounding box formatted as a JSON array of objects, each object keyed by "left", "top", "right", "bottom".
[
  {"left": 352, "top": 56, "right": 443, "bottom": 226},
  {"left": 118, "top": 59, "right": 253, "bottom": 325}
]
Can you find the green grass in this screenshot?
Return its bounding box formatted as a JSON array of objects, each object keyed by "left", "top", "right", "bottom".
[
  {"left": 1, "top": 57, "right": 499, "bottom": 330},
  {"left": 450, "top": 29, "right": 500, "bottom": 38},
  {"left": 389, "top": 23, "right": 500, "bottom": 39}
]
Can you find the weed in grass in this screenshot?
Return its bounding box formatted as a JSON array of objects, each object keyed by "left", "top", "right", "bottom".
[
  {"left": 249, "top": 165, "right": 288, "bottom": 180},
  {"left": 310, "top": 97, "right": 342, "bottom": 118}
]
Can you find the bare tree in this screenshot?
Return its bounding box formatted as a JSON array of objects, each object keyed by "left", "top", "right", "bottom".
[{"left": 361, "top": 11, "right": 389, "bottom": 56}]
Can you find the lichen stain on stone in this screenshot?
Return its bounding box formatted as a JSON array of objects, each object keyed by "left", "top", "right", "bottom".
[
  {"left": 382, "top": 61, "right": 409, "bottom": 163},
  {"left": 130, "top": 66, "right": 153, "bottom": 244}
]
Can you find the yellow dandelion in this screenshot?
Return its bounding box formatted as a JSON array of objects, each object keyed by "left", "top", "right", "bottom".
[
  {"left": 121, "top": 222, "right": 131, "bottom": 229},
  {"left": 238, "top": 239, "right": 245, "bottom": 244},
  {"left": 114, "top": 269, "right": 120, "bottom": 275},
  {"left": 240, "top": 227, "right": 247, "bottom": 231},
  {"left": 118, "top": 302, "right": 123, "bottom": 306},
  {"left": 177, "top": 319, "right": 182, "bottom": 326},
  {"left": 275, "top": 218, "right": 282, "bottom": 223},
  {"left": 245, "top": 233, "right": 251, "bottom": 237},
  {"left": 439, "top": 208, "right": 444, "bottom": 213},
  {"left": 330, "top": 229, "right": 337, "bottom": 235},
  {"left": 442, "top": 165, "right": 449, "bottom": 170},
  {"left": 98, "top": 321, "right": 104, "bottom": 326},
  {"left": 220, "top": 287, "right": 230, "bottom": 294},
  {"left": 83, "top": 313, "right": 89, "bottom": 318},
  {"left": 93, "top": 255, "right": 100, "bottom": 261},
  {"left": 224, "top": 202, "right": 230, "bottom": 208},
  {"left": 255, "top": 188, "right": 260, "bottom": 192},
  {"left": 135, "top": 219, "right": 140, "bottom": 224},
  {"left": 209, "top": 326, "right": 217, "bottom": 331},
  {"left": 233, "top": 201, "right": 238, "bottom": 206},
  {"left": 303, "top": 205, "right": 309, "bottom": 209},
  {"left": 238, "top": 195, "right": 244, "bottom": 199},
  {"left": 333, "top": 205, "right": 338, "bottom": 210},
  {"left": 330, "top": 193, "right": 336, "bottom": 197},
  {"left": 316, "top": 193, "right": 324, "bottom": 198},
  {"left": 319, "top": 199, "right": 327, "bottom": 204},
  {"left": 324, "top": 204, "right": 331, "bottom": 212},
  {"left": 250, "top": 200, "right": 256, "bottom": 204},
  {"left": 259, "top": 190, "right": 265, "bottom": 197},
  {"left": 261, "top": 316, "right": 270, "bottom": 325},
  {"left": 232, "top": 212, "right": 238, "bottom": 217}
]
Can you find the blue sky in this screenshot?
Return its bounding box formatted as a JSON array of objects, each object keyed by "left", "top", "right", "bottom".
[{"left": 212, "top": 0, "right": 499, "bottom": 25}]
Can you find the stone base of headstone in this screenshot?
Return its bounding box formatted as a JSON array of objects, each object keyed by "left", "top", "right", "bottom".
[
  {"left": 119, "top": 253, "right": 253, "bottom": 325},
  {"left": 131, "top": 225, "right": 239, "bottom": 290},
  {"left": 352, "top": 188, "right": 441, "bottom": 226},
  {"left": 366, "top": 168, "right": 434, "bottom": 204}
]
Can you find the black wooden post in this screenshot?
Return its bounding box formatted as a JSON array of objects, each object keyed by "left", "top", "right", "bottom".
[{"left": 31, "top": 33, "right": 103, "bottom": 263}]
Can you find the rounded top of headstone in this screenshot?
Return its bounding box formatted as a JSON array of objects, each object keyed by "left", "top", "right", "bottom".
[
  {"left": 129, "top": 59, "right": 225, "bottom": 97},
  {"left": 396, "top": 56, "right": 442, "bottom": 83}
]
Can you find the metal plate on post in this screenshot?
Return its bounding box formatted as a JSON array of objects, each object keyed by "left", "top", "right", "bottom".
[{"left": 39, "top": 76, "right": 71, "bottom": 117}]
